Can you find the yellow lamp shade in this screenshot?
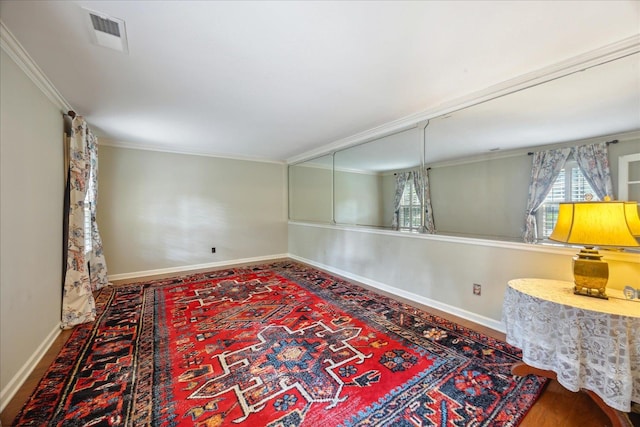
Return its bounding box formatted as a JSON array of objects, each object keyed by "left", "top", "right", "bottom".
[
  {"left": 624, "top": 202, "right": 640, "bottom": 236},
  {"left": 549, "top": 201, "right": 640, "bottom": 247}
]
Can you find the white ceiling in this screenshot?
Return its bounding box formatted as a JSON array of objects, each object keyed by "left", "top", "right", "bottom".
[{"left": 1, "top": 1, "right": 639, "bottom": 163}]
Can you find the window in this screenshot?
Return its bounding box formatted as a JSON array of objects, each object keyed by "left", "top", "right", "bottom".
[
  {"left": 84, "top": 202, "right": 93, "bottom": 254},
  {"left": 398, "top": 179, "right": 422, "bottom": 231},
  {"left": 537, "top": 160, "right": 599, "bottom": 239},
  {"left": 84, "top": 166, "right": 96, "bottom": 255}
]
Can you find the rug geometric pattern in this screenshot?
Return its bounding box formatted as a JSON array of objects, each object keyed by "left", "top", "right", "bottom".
[{"left": 13, "top": 261, "right": 546, "bottom": 426}]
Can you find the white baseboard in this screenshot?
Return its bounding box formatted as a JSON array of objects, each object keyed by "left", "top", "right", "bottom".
[
  {"left": 0, "top": 322, "right": 61, "bottom": 413},
  {"left": 289, "top": 254, "right": 506, "bottom": 334},
  {"left": 107, "top": 253, "right": 290, "bottom": 282}
]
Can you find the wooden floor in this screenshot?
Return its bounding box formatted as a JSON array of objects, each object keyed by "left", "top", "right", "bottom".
[{"left": 0, "top": 264, "right": 631, "bottom": 426}]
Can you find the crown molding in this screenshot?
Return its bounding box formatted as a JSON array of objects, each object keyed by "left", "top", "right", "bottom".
[
  {"left": 287, "top": 34, "right": 640, "bottom": 165},
  {"left": 0, "top": 20, "right": 72, "bottom": 112}
]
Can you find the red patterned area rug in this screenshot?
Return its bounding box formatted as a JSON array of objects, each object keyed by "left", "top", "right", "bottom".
[{"left": 14, "top": 261, "right": 545, "bottom": 426}]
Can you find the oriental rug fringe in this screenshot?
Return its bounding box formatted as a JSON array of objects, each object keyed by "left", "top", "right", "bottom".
[{"left": 13, "top": 261, "right": 545, "bottom": 426}]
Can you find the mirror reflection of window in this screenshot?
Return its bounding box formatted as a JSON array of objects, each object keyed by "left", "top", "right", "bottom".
[
  {"left": 399, "top": 179, "right": 422, "bottom": 231},
  {"left": 537, "top": 159, "right": 600, "bottom": 239},
  {"left": 333, "top": 127, "right": 423, "bottom": 228}
]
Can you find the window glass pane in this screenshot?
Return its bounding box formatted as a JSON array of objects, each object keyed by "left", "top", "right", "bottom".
[
  {"left": 411, "top": 190, "right": 420, "bottom": 204},
  {"left": 411, "top": 207, "right": 421, "bottom": 227},
  {"left": 543, "top": 170, "right": 565, "bottom": 203},
  {"left": 403, "top": 207, "right": 412, "bottom": 227},
  {"left": 570, "top": 168, "right": 599, "bottom": 201},
  {"left": 401, "top": 184, "right": 411, "bottom": 204},
  {"left": 538, "top": 164, "right": 600, "bottom": 239},
  {"left": 398, "top": 179, "right": 421, "bottom": 230},
  {"left": 540, "top": 203, "right": 559, "bottom": 238}
]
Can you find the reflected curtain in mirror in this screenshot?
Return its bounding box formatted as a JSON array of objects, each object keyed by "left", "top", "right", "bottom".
[
  {"left": 523, "top": 142, "right": 615, "bottom": 243},
  {"left": 414, "top": 166, "right": 435, "bottom": 233},
  {"left": 573, "top": 142, "right": 613, "bottom": 199},
  {"left": 523, "top": 147, "right": 572, "bottom": 243},
  {"left": 392, "top": 172, "right": 411, "bottom": 230}
]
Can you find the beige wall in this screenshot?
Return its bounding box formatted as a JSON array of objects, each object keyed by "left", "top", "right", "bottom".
[
  {"left": 289, "top": 164, "right": 392, "bottom": 227},
  {"left": 288, "top": 163, "right": 332, "bottom": 223},
  {"left": 430, "top": 155, "right": 531, "bottom": 239},
  {"left": 0, "top": 50, "right": 64, "bottom": 404},
  {"left": 381, "top": 174, "right": 396, "bottom": 225},
  {"left": 98, "top": 146, "right": 288, "bottom": 275},
  {"left": 334, "top": 170, "right": 384, "bottom": 226}
]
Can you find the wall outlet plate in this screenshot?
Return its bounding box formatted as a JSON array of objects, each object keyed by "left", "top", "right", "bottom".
[{"left": 473, "top": 283, "right": 481, "bottom": 296}]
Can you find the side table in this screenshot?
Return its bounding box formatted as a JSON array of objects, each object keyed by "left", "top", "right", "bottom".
[{"left": 502, "top": 278, "right": 639, "bottom": 427}]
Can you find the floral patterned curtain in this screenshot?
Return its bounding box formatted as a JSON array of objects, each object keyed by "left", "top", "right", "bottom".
[
  {"left": 85, "top": 128, "right": 109, "bottom": 290},
  {"left": 62, "top": 117, "right": 109, "bottom": 329},
  {"left": 522, "top": 147, "right": 572, "bottom": 243},
  {"left": 573, "top": 142, "right": 614, "bottom": 200},
  {"left": 423, "top": 167, "right": 436, "bottom": 233},
  {"left": 391, "top": 172, "right": 411, "bottom": 230},
  {"left": 412, "top": 169, "right": 424, "bottom": 231},
  {"left": 413, "top": 167, "right": 436, "bottom": 233}
]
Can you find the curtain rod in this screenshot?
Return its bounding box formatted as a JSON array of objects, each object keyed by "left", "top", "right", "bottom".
[
  {"left": 393, "top": 167, "right": 431, "bottom": 175},
  {"left": 527, "top": 139, "right": 619, "bottom": 155},
  {"left": 63, "top": 111, "right": 76, "bottom": 136}
]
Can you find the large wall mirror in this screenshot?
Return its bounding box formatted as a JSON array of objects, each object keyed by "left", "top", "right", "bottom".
[
  {"left": 288, "top": 154, "right": 333, "bottom": 223},
  {"left": 289, "top": 51, "right": 640, "bottom": 243},
  {"left": 425, "top": 52, "right": 640, "bottom": 241},
  {"left": 333, "top": 127, "right": 423, "bottom": 228}
]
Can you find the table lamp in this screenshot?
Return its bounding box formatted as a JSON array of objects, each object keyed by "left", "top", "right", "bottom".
[
  {"left": 625, "top": 201, "right": 640, "bottom": 236},
  {"left": 549, "top": 200, "right": 640, "bottom": 299}
]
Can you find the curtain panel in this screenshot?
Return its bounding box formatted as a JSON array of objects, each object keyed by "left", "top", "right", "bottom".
[
  {"left": 413, "top": 167, "right": 436, "bottom": 233},
  {"left": 391, "top": 172, "right": 411, "bottom": 230},
  {"left": 573, "top": 142, "right": 614, "bottom": 200},
  {"left": 412, "top": 170, "right": 424, "bottom": 231},
  {"left": 62, "top": 117, "right": 109, "bottom": 329},
  {"left": 422, "top": 167, "right": 436, "bottom": 233},
  {"left": 85, "top": 127, "right": 109, "bottom": 290}
]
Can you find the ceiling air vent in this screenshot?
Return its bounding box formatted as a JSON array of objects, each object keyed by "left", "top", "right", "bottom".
[{"left": 83, "top": 8, "right": 129, "bottom": 53}]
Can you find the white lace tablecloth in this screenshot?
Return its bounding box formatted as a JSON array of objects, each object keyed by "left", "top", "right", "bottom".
[{"left": 502, "top": 278, "right": 640, "bottom": 412}]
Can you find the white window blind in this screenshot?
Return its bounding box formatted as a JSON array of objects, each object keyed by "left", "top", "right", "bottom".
[
  {"left": 398, "top": 179, "right": 422, "bottom": 231},
  {"left": 537, "top": 160, "right": 599, "bottom": 239}
]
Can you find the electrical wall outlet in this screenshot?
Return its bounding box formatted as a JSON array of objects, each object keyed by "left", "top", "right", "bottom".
[
  {"left": 473, "top": 283, "right": 481, "bottom": 296},
  {"left": 211, "top": 247, "right": 216, "bottom": 253}
]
